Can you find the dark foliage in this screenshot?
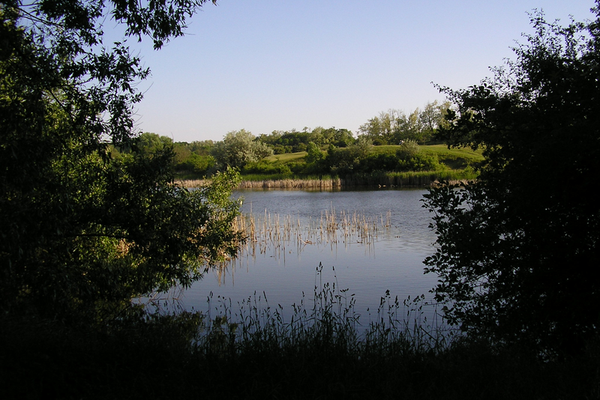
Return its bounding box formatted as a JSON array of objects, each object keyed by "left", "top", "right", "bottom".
[
  {"left": 0, "top": 0, "right": 242, "bottom": 324},
  {"left": 424, "top": 4, "right": 600, "bottom": 356},
  {"left": 2, "top": 313, "right": 598, "bottom": 399}
]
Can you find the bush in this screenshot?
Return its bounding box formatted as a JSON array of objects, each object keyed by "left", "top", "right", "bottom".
[
  {"left": 396, "top": 139, "right": 420, "bottom": 160},
  {"left": 242, "top": 160, "right": 292, "bottom": 176},
  {"left": 360, "top": 153, "right": 400, "bottom": 172},
  {"left": 175, "top": 153, "right": 215, "bottom": 175},
  {"left": 397, "top": 153, "right": 442, "bottom": 172}
]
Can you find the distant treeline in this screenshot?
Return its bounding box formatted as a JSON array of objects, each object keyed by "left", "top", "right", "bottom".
[
  {"left": 112, "top": 101, "right": 455, "bottom": 178},
  {"left": 256, "top": 100, "right": 451, "bottom": 152}
]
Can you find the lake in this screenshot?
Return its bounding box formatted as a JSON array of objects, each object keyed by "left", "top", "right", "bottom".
[{"left": 178, "top": 188, "right": 441, "bottom": 327}]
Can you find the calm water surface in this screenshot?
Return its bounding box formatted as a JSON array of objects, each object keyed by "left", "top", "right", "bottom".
[{"left": 181, "top": 188, "right": 440, "bottom": 322}]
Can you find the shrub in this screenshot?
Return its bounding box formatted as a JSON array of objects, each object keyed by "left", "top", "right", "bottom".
[
  {"left": 242, "top": 161, "right": 292, "bottom": 176},
  {"left": 397, "top": 153, "right": 442, "bottom": 172},
  {"left": 396, "top": 139, "right": 421, "bottom": 160}
]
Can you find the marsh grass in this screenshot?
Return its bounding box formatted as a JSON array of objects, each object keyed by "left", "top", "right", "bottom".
[
  {"left": 3, "top": 265, "right": 599, "bottom": 399},
  {"left": 178, "top": 176, "right": 343, "bottom": 189},
  {"left": 197, "top": 263, "right": 451, "bottom": 359},
  {"left": 213, "top": 207, "right": 392, "bottom": 284},
  {"left": 178, "top": 169, "right": 478, "bottom": 189},
  {"left": 237, "top": 176, "right": 342, "bottom": 188},
  {"left": 342, "top": 169, "right": 478, "bottom": 188},
  {"left": 171, "top": 264, "right": 597, "bottom": 399}
]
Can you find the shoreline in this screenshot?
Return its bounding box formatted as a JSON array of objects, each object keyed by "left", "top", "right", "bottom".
[{"left": 177, "top": 176, "right": 473, "bottom": 190}]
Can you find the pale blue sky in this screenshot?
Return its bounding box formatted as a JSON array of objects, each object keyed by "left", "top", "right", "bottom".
[{"left": 120, "top": 0, "right": 596, "bottom": 142}]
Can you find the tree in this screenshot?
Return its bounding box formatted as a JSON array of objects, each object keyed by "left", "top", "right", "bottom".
[
  {"left": 211, "top": 129, "right": 274, "bottom": 169},
  {"left": 135, "top": 132, "right": 174, "bottom": 156},
  {"left": 418, "top": 100, "right": 452, "bottom": 143},
  {"left": 358, "top": 109, "right": 405, "bottom": 145},
  {"left": 189, "top": 140, "right": 216, "bottom": 155},
  {"left": 324, "top": 136, "right": 373, "bottom": 175},
  {"left": 0, "top": 0, "right": 244, "bottom": 324},
  {"left": 423, "top": 5, "right": 600, "bottom": 356},
  {"left": 305, "top": 141, "right": 324, "bottom": 164},
  {"left": 312, "top": 127, "right": 355, "bottom": 148},
  {"left": 358, "top": 105, "right": 449, "bottom": 145}
]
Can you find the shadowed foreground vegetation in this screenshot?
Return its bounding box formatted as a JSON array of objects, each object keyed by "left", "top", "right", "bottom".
[
  {"left": 2, "top": 269, "right": 599, "bottom": 400},
  {"left": 1, "top": 299, "right": 598, "bottom": 399}
]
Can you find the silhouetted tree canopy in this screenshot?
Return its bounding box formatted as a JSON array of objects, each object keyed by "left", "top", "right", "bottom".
[
  {"left": 424, "top": 4, "right": 600, "bottom": 356},
  {"left": 0, "top": 0, "right": 244, "bottom": 324}
]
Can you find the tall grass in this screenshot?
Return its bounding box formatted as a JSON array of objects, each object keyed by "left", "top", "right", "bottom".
[
  {"left": 342, "top": 169, "right": 478, "bottom": 188},
  {"left": 4, "top": 264, "right": 599, "bottom": 399},
  {"left": 178, "top": 169, "right": 477, "bottom": 189},
  {"left": 178, "top": 265, "right": 597, "bottom": 399},
  {"left": 198, "top": 263, "right": 450, "bottom": 356}
]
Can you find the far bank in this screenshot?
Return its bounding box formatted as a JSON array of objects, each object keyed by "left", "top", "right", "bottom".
[{"left": 179, "top": 168, "right": 477, "bottom": 190}]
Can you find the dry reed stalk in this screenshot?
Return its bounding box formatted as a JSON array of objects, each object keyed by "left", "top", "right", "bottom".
[
  {"left": 178, "top": 174, "right": 470, "bottom": 189},
  {"left": 177, "top": 179, "right": 210, "bottom": 188},
  {"left": 181, "top": 178, "right": 343, "bottom": 189},
  {"left": 210, "top": 208, "right": 394, "bottom": 282}
]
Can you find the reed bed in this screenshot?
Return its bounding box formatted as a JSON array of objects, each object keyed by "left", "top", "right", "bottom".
[
  {"left": 176, "top": 177, "right": 342, "bottom": 189},
  {"left": 176, "top": 169, "right": 477, "bottom": 189},
  {"left": 6, "top": 289, "right": 595, "bottom": 400},
  {"left": 237, "top": 177, "right": 343, "bottom": 189},
  {"left": 219, "top": 207, "right": 392, "bottom": 276},
  {"left": 342, "top": 170, "right": 479, "bottom": 188},
  {"left": 182, "top": 264, "right": 597, "bottom": 400}
]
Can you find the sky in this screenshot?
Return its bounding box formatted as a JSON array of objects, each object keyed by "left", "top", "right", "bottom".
[{"left": 117, "top": 0, "right": 597, "bottom": 143}]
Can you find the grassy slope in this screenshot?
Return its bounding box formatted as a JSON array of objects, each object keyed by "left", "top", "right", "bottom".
[
  {"left": 238, "top": 145, "right": 484, "bottom": 185},
  {"left": 175, "top": 145, "right": 483, "bottom": 182},
  {"left": 264, "top": 152, "right": 308, "bottom": 164},
  {"left": 421, "top": 144, "right": 484, "bottom": 169},
  {"left": 358, "top": 144, "right": 484, "bottom": 169},
  {"left": 264, "top": 145, "right": 484, "bottom": 169}
]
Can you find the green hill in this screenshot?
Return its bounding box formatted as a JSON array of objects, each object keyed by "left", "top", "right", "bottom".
[
  {"left": 237, "top": 145, "right": 483, "bottom": 188},
  {"left": 263, "top": 144, "right": 483, "bottom": 170}
]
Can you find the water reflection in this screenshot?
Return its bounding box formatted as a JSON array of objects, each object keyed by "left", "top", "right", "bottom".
[{"left": 183, "top": 188, "right": 439, "bottom": 323}]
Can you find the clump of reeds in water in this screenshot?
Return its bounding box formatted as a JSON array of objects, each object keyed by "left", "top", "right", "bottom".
[
  {"left": 322, "top": 208, "right": 393, "bottom": 246},
  {"left": 225, "top": 206, "right": 392, "bottom": 266},
  {"left": 237, "top": 177, "right": 342, "bottom": 189},
  {"left": 209, "top": 206, "right": 393, "bottom": 285},
  {"left": 196, "top": 263, "right": 452, "bottom": 357},
  {"left": 176, "top": 171, "right": 477, "bottom": 190}
]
